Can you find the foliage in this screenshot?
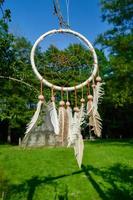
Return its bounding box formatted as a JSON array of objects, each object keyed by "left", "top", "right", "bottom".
[
  {"left": 0, "top": 140, "right": 133, "bottom": 199},
  {"left": 94, "top": 0, "right": 133, "bottom": 138},
  {"left": 96, "top": 0, "right": 133, "bottom": 106},
  {"left": 0, "top": 1, "right": 39, "bottom": 139}
]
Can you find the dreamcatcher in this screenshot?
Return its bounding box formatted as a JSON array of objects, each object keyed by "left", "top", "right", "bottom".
[{"left": 21, "top": 0, "right": 104, "bottom": 168}]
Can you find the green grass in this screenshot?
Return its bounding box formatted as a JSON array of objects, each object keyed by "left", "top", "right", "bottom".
[{"left": 0, "top": 140, "right": 133, "bottom": 200}]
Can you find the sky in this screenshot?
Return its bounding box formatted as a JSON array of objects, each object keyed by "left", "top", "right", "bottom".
[{"left": 3, "top": 0, "right": 109, "bottom": 46}]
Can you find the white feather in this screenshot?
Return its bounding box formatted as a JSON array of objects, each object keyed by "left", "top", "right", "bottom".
[
  {"left": 66, "top": 106, "right": 73, "bottom": 146},
  {"left": 68, "top": 111, "right": 78, "bottom": 146},
  {"left": 22, "top": 102, "right": 56, "bottom": 147},
  {"left": 79, "top": 102, "right": 85, "bottom": 126},
  {"left": 90, "top": 110, "right": 102, "bottom": 137},
  {"left": 25, "top": 100, "right": 43, "bottom": 134},
  {"left": 21, "top": 100, "right": 43, "bottom": 146},
  {"left": 68, "top": 110, "right": 84, "bottom": 168},
  {"left": 48, "top": 101, "right": 59, "bottom": 135},
  {"left": 74, "top": 133, "right": 84, "bottom": 168},
  {"left": 94, "top": 82, "right": 105, "bottom": 108},
  {"left": 89, "top": 82, "right": 104, "bottom": 137}
]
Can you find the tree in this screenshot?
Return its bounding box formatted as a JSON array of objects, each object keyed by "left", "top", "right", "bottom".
[
  {"left": 0, "top": 1, "right": 40, "bottom": 143},
  {"left": 95, "top": 0, "right": 133, "bottom": 138}
]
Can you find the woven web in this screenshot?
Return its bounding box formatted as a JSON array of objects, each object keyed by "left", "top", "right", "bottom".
[{"left": 35, "top": 32, "right": 94, "bottom": 87}]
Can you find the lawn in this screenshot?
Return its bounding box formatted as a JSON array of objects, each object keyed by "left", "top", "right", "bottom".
[{"left": 0, "top": 140, "right": 133, "bottom": 200}]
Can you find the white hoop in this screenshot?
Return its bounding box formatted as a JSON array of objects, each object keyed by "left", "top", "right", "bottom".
[{"left": 31, "top": 29, "right": 98, "bottom": 91}]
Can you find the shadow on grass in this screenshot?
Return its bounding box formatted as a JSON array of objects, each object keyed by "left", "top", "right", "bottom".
[
  {"left": 2, "top": 163, "right": 133, "bottom": 200},
  {"left": 82, "top": 163, "right": 133, "bottom": 200},
  {"left": 24, "top": 171, "right": 81, "bottom": 200},
  {"left": 4, "top": 170, "right": 82, "bottom": 200}
]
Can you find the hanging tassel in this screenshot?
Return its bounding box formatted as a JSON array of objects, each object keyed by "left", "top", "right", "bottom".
[
  {"left": 49, "top": 88, "right": 59, "bottom": 135},
  {"left": 87, "top": 94, "right": 94, "bottom": 127},
  {"left": 86, "top": 82, "right": 93, "bottom": 114},
  {"left": 58, "top": 100, "right": 66, "bottom": 145},
  {"left": 63, "top": 102, "right": 69, "bottom": 145},
  {"left": 66, "top": 101, "right": 73, "bottom": 147},
  {"left": 79, "top": 86, "right": 86, "bottom": 126}
]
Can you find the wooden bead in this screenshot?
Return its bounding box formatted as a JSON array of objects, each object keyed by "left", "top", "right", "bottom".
[
  {"left": 51, "top": 96, "right": 55, "bottom": 102},
  {"left": 92, "top": 84, "right": 96, "bottom": 88},
  {"left": 59, "top": 100, "right": 65, "bottom": 106},
  {"left": 80, "top": 98, "right": 85, "bottom": 103},
  {"left": 66, "top": 101, "right": 70, "bottom": 106},
  {"left": 38, "top": 95, "right": 44, "bottom": 101},
  {"left": 74, "top": 107, "right": 80, "bottom": 112},
  {"left": 87, "top": 95, "right": 93, "bottom": 100},
  {"left": 96, "top": 76, "right": 102, "bottom": 82}
]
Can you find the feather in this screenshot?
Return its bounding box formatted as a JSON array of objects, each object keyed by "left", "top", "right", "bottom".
[
  {"left": 22, "top": 100, "right": 43, "bottom": 146},
  {"left": 38, "top": 102, "right": 54, "bottom": 132},
  {"left": 48, "top": 101, "right": 59, "bottom": 135},
  {"left": 58, "top": 102, "right": 66, "bottom": 145},
  {"left": 90, "top": 110, "right": 102, "bottom": 137},
  {"left": 89, "top": 82, "right": 104, "bottom": 137},
  {"left": 22, "top": 102, "right": 57, "bottom": 147},
  {"left": 94, "top": 82, "right": 105, "bottom": 108},
  {"left": 79, "top": 101, "right": 85, "bottom": 126},
  {"left": 25, "top": 100, "right": 43, "bottom": 134},
  {"left": 74, "top": 133, "right": 84, "bottom": 168},
  {"left": 68, "top": 110, "right": 79, "bottom": 146},
  {"left": 69, "top": 109, "right": 84, "bottom": 168},
  {"left": 66, "top": 105, "right": 73, "bottom": 146}
]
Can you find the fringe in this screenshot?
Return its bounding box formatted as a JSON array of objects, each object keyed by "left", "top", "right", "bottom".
[{"left": 66, "top": 106, "right": 73, "bottom": 146}]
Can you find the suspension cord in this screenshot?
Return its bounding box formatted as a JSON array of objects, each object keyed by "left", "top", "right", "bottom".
[
  {"left": 75, "top": 87, "right": 78, "bottom": 107},
  {"left": 82, "top": 85, "right": 84, "bottom": 99},
  {"left": 51, "top": 86, "right": 54, "bottom": 97},
  {"left": 40, "top": 79, "right": 43, "bottom": 95},
  {"left": 61, "top": 87, "right": 64, "bottom": 100},
  {"left": 53, "top": 0, "right": 70, "bottom": 28},
  {"left": 87, "top": 81, "right": 90, "bottom": 95},
  {"left": 66, "top": 0, "right": 70, "bottom": 27},
  {"left": 66, "top": 90, "right": 69, "bottom": 102}
]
